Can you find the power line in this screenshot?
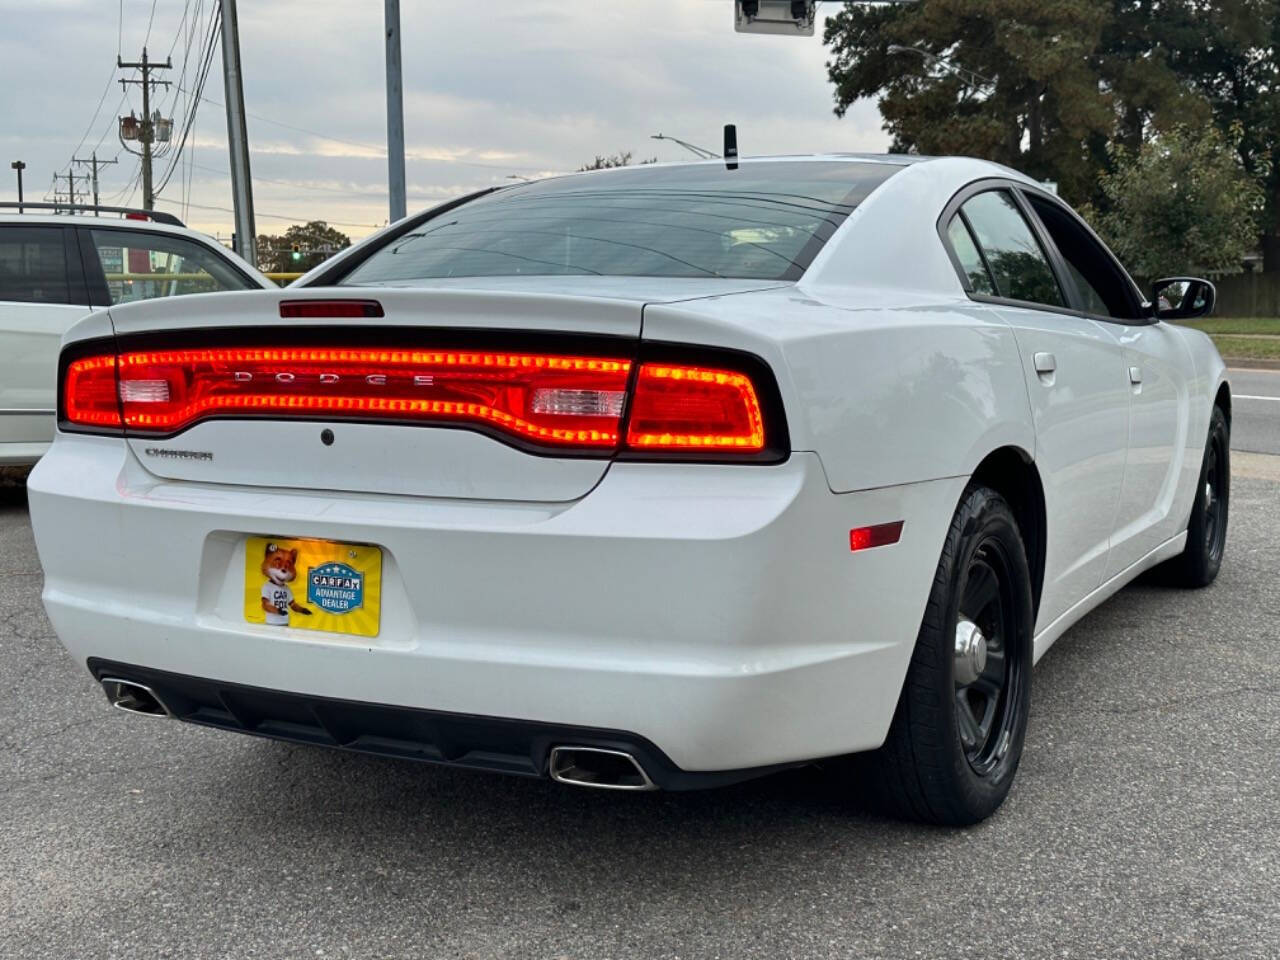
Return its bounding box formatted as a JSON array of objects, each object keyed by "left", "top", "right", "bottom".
[
  {"left": 155, "top": 196, "right": 383, "bottom": 230},
  {"left": 67, "top": 67, "right": 120, "bottom": 168},
  {"left": 90, "top": 90, "right": 131, "bottom": 157},
  {"left": 117, "top": 47, "right": 173, "bottom": 209},
  {"left": 68, "top": 0, "right": 126, "bottom": 169},
  {"left": 174, "top": 85, "right": 545, "bottom": 172},
  {"left": 153, "top": 7, "right": 221, "bottom": 196},
  {"left": 142, "top": 0, "right": 160, "bottom": 49},
  {"left": 154, "top": 0, "right": 200, "bottom": 118},
  {"left": 72, "top": 153, "right": 119, "bottom": 210},
  {"left": 181, "top": 158, "right": 450, "bottom": 202},
  {"left": 80, "top": 0, "right": 198, "bottom": 204}
]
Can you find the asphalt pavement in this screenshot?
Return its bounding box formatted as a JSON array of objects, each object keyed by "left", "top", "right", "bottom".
[
  {"left": 1, "top": 454, "right": 1277, "bottom": 959},
  {"left": 1230, "top": 367, "right": 1280, "bottom": 456}
]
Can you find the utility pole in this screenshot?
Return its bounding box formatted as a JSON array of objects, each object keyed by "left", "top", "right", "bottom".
[
  {"left": 52, "top": 170, "right": 90, "bottom": 211},
  {"left": 220, "top": 0, "right": 257, "bottom": 266},
  {"left": 10, "top": 161, "right": 24, "bottom": 212},
  {"left": 384, "top": 0, "right": 407, "bottom": 222},
  {"left": 73, "top": 152, "right": 118, "bottom": 213},
  {"left": 118, "top": 48, "right": 172, "bottom": 210}
]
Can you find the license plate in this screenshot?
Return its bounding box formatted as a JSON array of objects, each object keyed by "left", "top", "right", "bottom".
[{"left": 243, "top": 536, "right": 383, "bottom": 638}]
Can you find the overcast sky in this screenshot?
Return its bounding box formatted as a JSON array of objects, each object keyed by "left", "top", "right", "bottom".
[{"left": 0, "top": 0, "right": 888, "bottom": 242}]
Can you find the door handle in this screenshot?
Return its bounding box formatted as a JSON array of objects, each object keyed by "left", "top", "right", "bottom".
[
  {"left": 1129, "top": 365, "right": 1143, "bottom": 385},
  {"left": 1034, "top": 352, "right": 1056, "bottom": 375}
]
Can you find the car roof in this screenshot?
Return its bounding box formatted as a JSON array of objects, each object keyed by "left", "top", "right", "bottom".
[
  {"left": 0, "top": 212, "right": 273, "bottom": 286},
  {"left": 517, "top": 153, "right": 1028, "bottom": 180},
  {"left": 0, "top": 212, "right": 199, "bottom": 236}
]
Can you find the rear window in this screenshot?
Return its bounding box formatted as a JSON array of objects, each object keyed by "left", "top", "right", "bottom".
[{"left": 340, "top": 160, "right": 902, "bottom": 284}]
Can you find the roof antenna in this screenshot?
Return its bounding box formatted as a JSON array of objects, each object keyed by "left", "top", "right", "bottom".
[{"left": 724, "top": 124, "right": 739, "bottom": 170}]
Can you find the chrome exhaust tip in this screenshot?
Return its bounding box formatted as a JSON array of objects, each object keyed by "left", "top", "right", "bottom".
[
  {"left": 548, "top": 746, "right": 657, "bottom": 791},
  {"left": 101, "top": 678, "right": 172, "bottom": 719}
]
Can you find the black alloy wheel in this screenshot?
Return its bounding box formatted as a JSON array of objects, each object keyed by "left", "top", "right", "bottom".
[
  {"left": 953, "top": 537, "right": 1025, "bottom": 779},
  {"left": 861, "top": 484, "right": 1034, "bottom": 826},
  {"left": 1161, "top": 404, "right": 1230, "bottom": 588},
  {"left": 1202, "top": 424, "right": 1228, "bottom": 567}
]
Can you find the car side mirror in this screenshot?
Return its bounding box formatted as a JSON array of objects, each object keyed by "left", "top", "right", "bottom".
[{"left": 1152, "top": 277, "right": 1216, "bottom": 321}]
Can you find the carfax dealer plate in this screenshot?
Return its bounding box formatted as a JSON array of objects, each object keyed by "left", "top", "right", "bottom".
[{"left": 243, "top": 536, "right": 383, "bottom": 638}]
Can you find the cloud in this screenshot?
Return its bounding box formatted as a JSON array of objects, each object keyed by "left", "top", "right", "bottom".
[{"left": 0, "top": 0, "right": 888, "bottom": 239}]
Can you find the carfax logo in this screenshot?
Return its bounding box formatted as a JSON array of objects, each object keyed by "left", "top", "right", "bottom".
[{"left": 307, "top": 562, "right": 364, "bottom": 614}]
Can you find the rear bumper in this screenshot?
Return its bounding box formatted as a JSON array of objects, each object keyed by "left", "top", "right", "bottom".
[
  {"left": 87, "top": 658, "right": 792, "bottom": 790},
  {"left": 30, "top": 435, "right": 964, "bottom": 774}
]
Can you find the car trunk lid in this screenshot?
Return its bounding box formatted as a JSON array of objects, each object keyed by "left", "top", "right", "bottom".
[{"left": 101, "top": 282, "right": 777, "bottom": 502}]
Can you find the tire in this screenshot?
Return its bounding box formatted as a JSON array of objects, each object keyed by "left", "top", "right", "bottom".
[
  {"left": 864, "top": 484, "right": 1035, "bottom": 826},
  {"left": 1159, "top": 405, "right": 1229, "bottom": 588}
]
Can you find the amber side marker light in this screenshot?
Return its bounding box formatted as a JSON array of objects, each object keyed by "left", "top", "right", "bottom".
[{"left": 849, "top": 521, "right": 904, "bottom": 552}]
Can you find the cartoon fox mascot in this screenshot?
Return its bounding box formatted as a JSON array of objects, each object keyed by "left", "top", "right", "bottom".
[{"left": 260, "top": 543, "right": 312, "bottom": 625}]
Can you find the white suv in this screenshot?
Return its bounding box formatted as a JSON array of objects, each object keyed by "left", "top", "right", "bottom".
[{"left": 0, "top": 205, "right": 271, "bottom": 465}]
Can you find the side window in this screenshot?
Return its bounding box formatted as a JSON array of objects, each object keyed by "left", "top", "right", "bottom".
[
  {"left": 0, "top": 226, "right": 71, "bottom": 304},
  {"left": 945, "top": 215, "right": 995, "bottom": 295},
  {"left": 89, "top": 229, "right": 252, "bottom": 305},
  {"left": 1027, "top": 196, "right": 1142, "bottom": 320},
  {"left": 959, "top": 191, "right": 1065, "bottom": 308}
]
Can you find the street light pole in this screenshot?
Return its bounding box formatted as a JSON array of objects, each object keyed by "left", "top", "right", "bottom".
[
  {"left": 220, "top": 0, "right": 258, "bottom": 266},
  {"left": 10, "top": 161, "right": 24, "bottom": 213},
  {"left": 384, "top": 0, "right": 407, "bottom": 222}
]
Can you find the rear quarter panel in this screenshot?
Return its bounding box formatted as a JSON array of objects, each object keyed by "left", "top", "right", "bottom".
[{"left": 641, "top": 286, "right": 1033, "bottom": 494}]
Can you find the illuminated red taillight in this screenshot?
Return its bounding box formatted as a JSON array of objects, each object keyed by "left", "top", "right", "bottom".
[
  {"left": 279, "top": 300, "right": 385, "bottom": 319},
  {"left": 61, "top": 342, "right": 779, "bottom": 458},
  {"left": 63, "top": 354, "right": 122, "bottom": 428},
  {"left": 626, "top": 364, "right": 765, "bottom": 452},
  {"left": 92, "top": 348, "right": 631, "bottom": 447}
]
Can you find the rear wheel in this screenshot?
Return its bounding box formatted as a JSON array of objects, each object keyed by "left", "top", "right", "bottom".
[
  {"left": 865, "top": 485, "right": 1034, "bottom": 825},
  {"left": 1159, "top": 405, "right": 1229, "bottom": 588}
]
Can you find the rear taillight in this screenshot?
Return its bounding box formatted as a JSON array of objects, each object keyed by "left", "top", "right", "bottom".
[
  {"left": 63, "top": 354, "right": 122, "bottom": 428},
  {"left": 61, "top": 339, "right": 781, "bottom": 459},
  {"left": 626, "top": 364, "right": 765, "bottom": 451}
]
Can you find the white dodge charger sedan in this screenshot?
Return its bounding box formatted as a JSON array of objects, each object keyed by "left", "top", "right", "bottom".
[{"left": 28, "top": 156, "right": 1230, "bottom": 824}]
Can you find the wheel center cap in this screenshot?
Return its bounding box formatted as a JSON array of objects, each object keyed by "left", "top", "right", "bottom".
[
  {"left": 954, "top": 617, "right": 988, "bottom": 687},
  {"left": 1205, "top": 480, "right": 1214, "bottom": 509}
]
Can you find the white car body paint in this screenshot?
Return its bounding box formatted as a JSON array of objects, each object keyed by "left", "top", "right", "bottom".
[
  {"left": 0, "top": 214, "right": 271, "bottom": 465},
  {"left": 27, "top": 156, "right": 1228, "bottom": 776}
]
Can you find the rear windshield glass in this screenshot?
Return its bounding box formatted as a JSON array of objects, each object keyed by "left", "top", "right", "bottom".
[{"left": 340, "top": 160, "right": 902, "bottom": 284}]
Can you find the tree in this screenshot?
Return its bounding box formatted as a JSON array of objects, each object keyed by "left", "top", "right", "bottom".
[
  {"left": 255, "top": 221, "right": 352, "bottom": 273},
  {"left": 578, "top": 151, "right": 657, "bottom": 171},
  {"left": 822, "top": 0, "right": 1205, "bottom": 205},
  {"left": 1086, "top": 124, "right": 1266, "bottom": 278},
  {"left": 1170, "top": 0, "right": 1280, "bottom": 269}
]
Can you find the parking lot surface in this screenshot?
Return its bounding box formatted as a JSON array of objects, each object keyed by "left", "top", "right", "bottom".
[{"left": 1, "top": 454, "right": 1277, "bottom": 960}]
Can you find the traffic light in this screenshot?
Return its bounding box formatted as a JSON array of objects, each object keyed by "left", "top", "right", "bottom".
[{"left": 290, "top": 242, "right": 302, "bottom": 263}]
